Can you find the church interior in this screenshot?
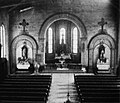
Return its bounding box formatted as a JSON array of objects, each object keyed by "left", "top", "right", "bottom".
[{"left": 0, "top": 0, "right": 120, "bottom": 103}]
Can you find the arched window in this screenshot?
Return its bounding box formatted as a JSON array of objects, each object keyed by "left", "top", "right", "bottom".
[
  {"left": 72, "top": 27, "right": 78, "bottom": 53},
  {"left": 48, "top": 27, "right": 53, "bottom": 53},
  {"left": 0, "top": 24, "right": 5, "bottom": 58},
  {"left": 60, "top": 28, "right": 66, "bottom": 44}
]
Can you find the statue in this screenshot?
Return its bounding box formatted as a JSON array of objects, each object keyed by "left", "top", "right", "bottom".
[
  {"left": 98, "top": 41, "right": 106, "bottom": 63},
  {"left": 22, "top": 42, "right": 28, "bottom": 61},
  {"left": 60, "top": 34, "right": 66, "bottom": 54}
]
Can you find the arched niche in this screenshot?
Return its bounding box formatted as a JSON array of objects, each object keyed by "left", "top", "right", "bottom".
[
  {"left": 10, "top": 34, "right": 38, "bottom": 73},
  {"left": 88, "top": 32, "right": 116, "bottom": 74},
  {"left": 38, "top": 13, "right": 87, "bottom": 64}
]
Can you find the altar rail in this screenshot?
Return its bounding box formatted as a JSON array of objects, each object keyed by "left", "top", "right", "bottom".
[
  {"left": 67, "top": 63, "right": 82, "bottom": 69},
  {"left": 44, "top": 63, "right": 82, "bottom": 70}
]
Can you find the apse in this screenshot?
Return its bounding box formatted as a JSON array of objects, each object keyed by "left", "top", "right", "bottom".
[{"left": 45, "top": 19, "right": 82, "bottom": 63}]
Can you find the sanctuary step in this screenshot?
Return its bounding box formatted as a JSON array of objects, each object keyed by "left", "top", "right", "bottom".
[
  {"left": 74, "top": 75, "right": 120, "bottom": 103},
  {"left": 0, "top": 75, "right": 52, "bottom": 103}
]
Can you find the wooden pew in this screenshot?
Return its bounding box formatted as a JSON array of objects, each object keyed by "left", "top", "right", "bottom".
[
  {"left": 8, "top": 75, "right": 52, "bottom": 79},
  {"left": 0, "top": 95, "right": 46, "bottom": 102},
  {"left": 0, "top": 87, "right": 49, "bottom": 93},
  {"left": 2, "top": 81, "right": 51, "bottom": 85},
  {"left": 74, "top": 75, "right": 120, "bottom": 80},
  {"left": 81, "top": 97, "right": 119, "bottom": 103},
  {"left": 0, "top": 84, "right": 50, "bottom": 89},
  {"left": 4, "top": 78, "right": 52, "bottom": 81},
  {"left": 74, "top": 75, "right": 120, "bottom": 103},
  {"left": 0, "top": 100, "right": 46, "bottom": 103},
  {"left": 75, "top": 81, "right": 120, "bottom": 85},
  {"left": 0, "top": 75, "right": 52, "bottom": 103}
]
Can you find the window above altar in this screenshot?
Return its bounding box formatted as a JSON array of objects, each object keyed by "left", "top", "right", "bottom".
[{"left": 60, "top": 28, "right": 66, "bottom": 44}]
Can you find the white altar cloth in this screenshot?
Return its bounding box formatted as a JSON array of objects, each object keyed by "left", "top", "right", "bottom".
[
  {"left": 17, "top": 62, "right": 30, "bottom": 69},
  {"left": 97, "top": 64, "right": 110, "bottom": 70}
]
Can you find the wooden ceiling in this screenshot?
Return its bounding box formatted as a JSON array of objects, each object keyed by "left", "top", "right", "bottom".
[{"left": 0, "top": 0, "right": 119, "bottom": 11}]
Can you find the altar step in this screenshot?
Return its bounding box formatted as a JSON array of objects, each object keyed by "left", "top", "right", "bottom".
[{"left": 42, "top": 68, "right": 84, "bottom": 73}]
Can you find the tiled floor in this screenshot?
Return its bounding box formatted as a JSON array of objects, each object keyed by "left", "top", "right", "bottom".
[{"left": 47, "top": 73, "right": 80, "bottom": 103}]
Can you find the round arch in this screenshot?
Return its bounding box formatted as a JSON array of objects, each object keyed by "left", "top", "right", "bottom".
[
  {"left": 39, "top": 13, "right": 87, "bottom": 39},
  {"left": 38, "top": 13, "right": 87, "bottom": 64},
  {"left": 88, "top": 32, "right": 116, "bottom": 74},
  {"left": 10, "top": 34, "right": 38, "bottom": 73}
]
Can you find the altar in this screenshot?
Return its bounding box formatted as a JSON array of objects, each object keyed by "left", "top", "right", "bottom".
[
  {"left": 97, "top": 64, "right": 110, "bottom": 70},
  {"left": 97, "top": 58, "right": 110, "bottom": 73},
  {"left": 55, "top": 53, "right": 71, "bottom": 70},
  {"left": 57, "top": 67, "right": 69, "bottom": 70},
  {"left": 17, "top": 62, "right": 30, "bottom": 69}
]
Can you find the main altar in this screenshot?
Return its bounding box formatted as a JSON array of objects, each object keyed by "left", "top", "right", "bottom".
[{"left": 55, "top": 53, "right": 71, "bottom": 70}]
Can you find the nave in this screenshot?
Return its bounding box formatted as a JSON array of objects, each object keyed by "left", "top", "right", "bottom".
[
  {"left": 0, "top": 71, "right": 120, "bottom": 103},
  {"left": 74, "top": 74, "right": 120, "bottom": 103},
  {"left": 0, "top": 0, "right": 119, "bottom": 102},
  {"left": 0, "top": 74, "right": 52, "bottom": 103}
]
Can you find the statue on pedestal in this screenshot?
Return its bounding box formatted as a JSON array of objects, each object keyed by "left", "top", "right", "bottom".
[
  {"left": 98, "top": 41, "right": 106, "bottom": 63},
  {"left": 22, "top": 42, "right": 28, "bottom": 61}
]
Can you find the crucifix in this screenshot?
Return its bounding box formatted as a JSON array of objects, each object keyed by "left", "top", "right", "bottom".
[
  {"left": 98, "top": 18, "right": 107, "bottom": 31},
  {"left": 19, "top": 19, "right": 29, "bottom": 32}
]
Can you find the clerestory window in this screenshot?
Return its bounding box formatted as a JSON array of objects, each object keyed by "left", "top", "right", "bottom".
[{"left": 60, "top": 28, "right": 66, "bottom": 44}]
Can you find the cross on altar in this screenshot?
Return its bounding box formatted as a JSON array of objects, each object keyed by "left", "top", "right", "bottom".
[
  {"left": 19, "top": 19, "right": 29, "bottom": 32},
  {"left": 98, "top": 18, "right": 107, "bottom": 31}
]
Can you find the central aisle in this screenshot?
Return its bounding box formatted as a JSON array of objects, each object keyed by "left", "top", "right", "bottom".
[{"left": 47, "top": 73, "right": 80, "bottom": 103}]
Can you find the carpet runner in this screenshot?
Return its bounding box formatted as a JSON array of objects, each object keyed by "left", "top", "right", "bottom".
[{"left": 47, "top": 73, "right": 80, "bottom": 103}]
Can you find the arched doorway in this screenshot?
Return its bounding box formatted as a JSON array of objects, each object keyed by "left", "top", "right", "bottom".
[
  {"left": 10, "top": 34, "right": 38, "bottom": 74},
  {"left": 88, "top": 32, "right": 116, "bottom": 74},
  {"left": 39, "top": 13, "right": 87, "bottom": 65}
]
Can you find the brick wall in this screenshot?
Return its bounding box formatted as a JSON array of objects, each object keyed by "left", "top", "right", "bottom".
[{"left": 0, "top": 0, "right": 119, "bottom": 72}]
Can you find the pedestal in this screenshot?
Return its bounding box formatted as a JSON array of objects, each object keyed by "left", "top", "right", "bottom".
[
  {"left": 17, "top": 62, "right": 30, "bottom": 69},
  {"left": 97, "top": 64, "right": 110, "bottom": 73}
]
